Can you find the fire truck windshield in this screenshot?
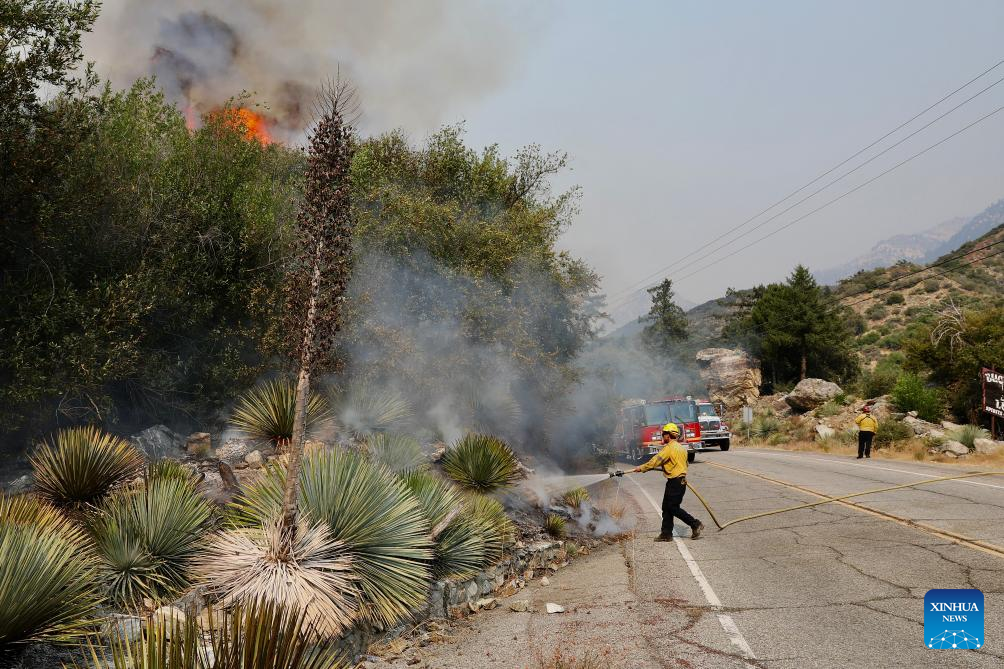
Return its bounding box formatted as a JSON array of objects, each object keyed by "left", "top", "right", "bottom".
[
  {"left": 644, "top": 401, "right": 697, "bottom": 426},
  {"left": 698, "top": 404, "right": 717, "bottom": 417}
]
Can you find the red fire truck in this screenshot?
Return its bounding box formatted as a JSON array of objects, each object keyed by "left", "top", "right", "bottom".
[{"left": 613, "top": 396, "right": 704, "bottom": 464}]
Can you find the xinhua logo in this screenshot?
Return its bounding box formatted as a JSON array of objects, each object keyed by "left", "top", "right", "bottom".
[{"left": 925, "top": 589, "right": 984, "bottom": 649}]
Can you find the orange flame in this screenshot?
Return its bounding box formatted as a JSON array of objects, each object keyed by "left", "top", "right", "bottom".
[{"left": 203, "top": 107, "right": 274, "bottom": 145}]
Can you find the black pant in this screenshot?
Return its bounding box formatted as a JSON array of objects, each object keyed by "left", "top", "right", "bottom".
[
  {"left": 858, "top": 431, "right": 874, "bottom": 457},
  {"left": 661, "top": 476, "right": 699, "bottom": 536}
]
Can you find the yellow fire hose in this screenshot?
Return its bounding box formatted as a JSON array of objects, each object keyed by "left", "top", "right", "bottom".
[{"left": 683, "top": 468, "right": 1004, "bottom": 531}]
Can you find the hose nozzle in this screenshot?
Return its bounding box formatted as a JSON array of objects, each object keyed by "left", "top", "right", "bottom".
[{"left": 609, "top": 470, "right": 625, "bottom": 478}]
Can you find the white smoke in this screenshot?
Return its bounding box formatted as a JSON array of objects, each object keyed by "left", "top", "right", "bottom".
[{"left": 85, "top": 0, "right": 545, "bottom": 137}]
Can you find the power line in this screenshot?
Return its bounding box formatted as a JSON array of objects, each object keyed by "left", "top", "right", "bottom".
[
  {"left": 665, "top": 102, "right": 1004, "bottom": 287},
  {"left": 605, "top": 56, "right": 1004, "bottom": 304}
]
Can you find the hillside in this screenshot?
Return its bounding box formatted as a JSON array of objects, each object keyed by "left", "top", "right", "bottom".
[
  {"left": 833, "top": 221, "right": 1004, "bottom": 366},
  {"left": 815, "top": 198, "right": 1004, "bottom": 284}
]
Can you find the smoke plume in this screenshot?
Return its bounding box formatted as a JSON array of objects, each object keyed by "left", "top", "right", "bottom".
[{"left": 85, "top": 0, "right": 542, "bottom": 138}]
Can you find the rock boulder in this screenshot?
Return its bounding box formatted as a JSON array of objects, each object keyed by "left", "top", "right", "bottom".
[
  {"left": 973, "top": 438, "right": 1003, "bottom": 455},
  {"left": 941, "top": 440, "right": 969, "bottom": 456},
  {"left": 785, "top": 379, "right": 843, "bottom": 413},
  {"left": 814, "top": 424, "right": 836, "bottom": 440},
  {"left": 695, "top": 348, "right": 762, "bottom": 410},
  {"left": 131, "top": 425, "right": 186, "bottom": 460}
]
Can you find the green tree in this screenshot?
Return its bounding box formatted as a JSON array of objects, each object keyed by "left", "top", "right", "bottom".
[
  {"left": 727, "top": 265, "right": 856, "bottom": 385},
  {"left": 641, "top": 278, "right": 688, "bottom": 355},
  {"left": 904, "top": 305, "right": 1004, "bottom": 422}
]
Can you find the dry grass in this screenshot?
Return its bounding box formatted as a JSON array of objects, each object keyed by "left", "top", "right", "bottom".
[
  {"left": 197, "top": 518, "right": 358, "bottom": 637},
  {"left": 534, "top": 648, "right": 614, "bottom": 669}
]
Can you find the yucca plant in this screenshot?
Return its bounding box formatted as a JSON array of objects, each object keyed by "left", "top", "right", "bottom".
[
  {"left": 230, "top": 379, "right": 331, "bottom": 446},
  {"left": 544, "top": 513, "right": 567, "bottom": 539},
  {"left": 146, "top": 459, "right": 200, "bottom": 485},
  {"left": 0, "top": 495, "right": 101, "bottom": 648},
  {"left": 228, "top": 450, "right": 433, "bottom": 626},
  {"left": 335, "top": 384, "right": 414, "bottom": 439},
  {"left": 92, "top": 477, "right": 215, "bottom": 608},
  {"left": 197, "top": 517, "right": 357, "bottom": 637},
  {"left": 464, "top": 390, "right": 522, "bottom": 436},
  {"left": 440, "top": 433, "right": 521, "bottom": 493},
  {"left": 71, "top": 601, "right": 346, "bottom": 668},
  {"left": 401, "top": 471, "right": 485, "bottom": 580},
  {"left": 950, "top": 424, "right": 991, "bottom": 451},
  {"left": 560, "top": 487, "right": 590, "bottom": 510},
  {"left": 464, "top": 493, "right": 514, "bottom": 564},
  {"left": 365, "top": 433, "right": 426, "bottom": 474},
  {"left": 30, "top": 425, "right": 143, "bottom": 509}
]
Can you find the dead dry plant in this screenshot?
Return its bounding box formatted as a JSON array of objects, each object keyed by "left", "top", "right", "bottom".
[{"left": 197, "top": 517, "right": 358, "bottom": 636}]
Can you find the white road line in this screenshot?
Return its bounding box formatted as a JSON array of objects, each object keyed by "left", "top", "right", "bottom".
[
  {"left": 741, "top": 450, "right": 1004, "bottom": 492},
  {"left": 627, "top": 476, "right": 757, "bottom": 661}
]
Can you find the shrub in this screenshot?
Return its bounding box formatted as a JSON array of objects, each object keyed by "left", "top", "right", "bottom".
[
  {"left": 874, "top": 420, "right": 914, "bottom": 447},
  {"left": 949, "top": 424, "right": 990, "bottom": 451},
  {"left": 891, "top": 373, "right": 943, "bottom": 422},
  {"left": 560, "top": 487, "right": 590, "bottom": 509},
  {"left": 71, "top": 601, "right": 346, "bottom": 669},
  {"left": 751, "top": 415, "right": 782, "bottom": 440},
  {"left": 859, "top": 331, "right": 880, "bottom": 346},
  {"left": 440, "top": 433, "right": 521, "bottom": 493},
  {"left": 230, "top": 378, "right": 331, "bottom": 446},
  {"left": 816, "top": 401, "right": 841, "bottom": 418},
  {"left": 865, "top": 304, "right": 887, "bottom": 321},
  {"left": 464, "top": 493, "right": 514, "bottom": 564},
  {"left": 197, "top": 518, "right": 357, "bottom": 637},
  {"left": 400, "top": 471, "right": 485, "bottom": 580},
  {"left": 544, "top": 513, "right": 566, "bottom": 538},
  {"left": 92, "top": 476, "right": 215, "bottom": 608},
  {"left": 228, "top": 450, "right": 433, "bottom": 627},
  {"left": 145, "top": 459, "right": 199, "bottom": 485},
  {"left": 923, "top": 279, "right": 940, "bottom": 293},
  {"left": 885, "top": 292, "right": 905, "bottom": 305},
  {"left": 0, "top": 496, "right": 100, "bottom": 647},
  {"left": 365, "top": 433, "right": 426, "bottom": 474},
  {"left": 335, "top": 384, "right": 414, "bottom": 439},
  {"left": 30, "top": 426, "right": 143, "bottom": 509}
]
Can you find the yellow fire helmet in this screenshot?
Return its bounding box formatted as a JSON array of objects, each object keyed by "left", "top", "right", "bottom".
[{"left": 662, "top": 422, "right": 680, "bottom": 436}]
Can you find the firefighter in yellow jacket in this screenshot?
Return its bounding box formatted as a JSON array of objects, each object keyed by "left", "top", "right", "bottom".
[
  {"left": 629, "top": 423, "right": 704, "bottom": 541},
  {"left": 855, "top": 406, "right": 878, "bottom": 459}
]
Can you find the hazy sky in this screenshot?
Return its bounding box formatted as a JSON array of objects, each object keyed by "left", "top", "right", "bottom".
[
  {"left": 87, "top": 1, "right": 1004, "bottom": 323},
  {"left": 452, "top": 1, "right": 1004, "bottom": 321}
]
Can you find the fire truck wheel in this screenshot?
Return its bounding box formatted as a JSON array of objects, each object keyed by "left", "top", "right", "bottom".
[
  {"left": 720, "top": 440, "right": 730, "bottom": 452},
  {"left": 687, "top": 451, "right": 696, "bottom": 463}
]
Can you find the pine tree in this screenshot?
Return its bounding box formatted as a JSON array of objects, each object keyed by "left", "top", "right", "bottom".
[
  {"left": 737, "top": 265, "right": 855, "bottom": 385},
  {"left": 280, "top": 82, "right": 357, "bottom": 537},
  {"left": 641, "top": 278, "right": 688, "bottom": 355}
]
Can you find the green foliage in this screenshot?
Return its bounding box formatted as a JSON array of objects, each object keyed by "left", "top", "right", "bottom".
[
  {"left": 751, "top": 415, "right": 782, "bottom": 439},
  {"left": 464, "top": 494, "right": 514, "bottom": 564},
  {"left": 874, "top": 420, "right": 914, "bottom": 447},
  {"left": 641, "top": 278, "right": 688, "bottom": 354},
  {"left": 230, "top": 379, "right": 331, "bottom": 445},
  {"left": 91, "top": 477, "right": 214, "bottom": 608},
  {"left": 335, "top": 384, "right": 414, "bottom": 439},
  {"left": 859, "top": 331, "right": 880, "bottom": 346},
  {"left": 228, "top": 450, "right": 433, "bottom": 627},
  {"left": 440, "top": 433, "right": 521, "bottom": 493},
  {"left": 856, "top": 356, "right": 903, "bottom": 398},
  {"left": 399, "top": 471, "right": 486, "bottom": 580},
  {"left": 544, "top": 513, "right": 566, "bottom": 538},
  {"left": 30, "top": 425, "right": 143, "bottom": 509},
  {"left": 71, "top": 601, "right": 345, "bottom": 669},
  {"left": 885, "top": 292, "right": 905, "bottom": 305},
  {"left": 0, "top": 495, "right": 100, "bottom": 647},
  {"left": 891, "top": 373, "right": 943, "bottom": 422},
  {"left": 365, "top": 433, "right": 426, "bottom": 474},
  {"left": 145, "top": 459, "right": 198, "bottom": 486},
  {"left": 865, "top": 303, "right": 888, "bottom": 321},
  {"left": 560, "top": 487, "right": 590, "bottom": 509},
  {"left": 2, "top": 78, "right": 302, "bottom": 433},
  {"left": 904, "top": 307, "right": 1004, "bottom": 421},
  {"left": 816, "top": 402, "right": 841, "bottom": 418},
  {"left": 724, "top": 266, "right": 856, "bottom": 386},
  {"left": 923, "top": 279, "right": 941, "bottom": 293},
  {"left": 949, "top": 424, "right": 990, "bottom": 451}
]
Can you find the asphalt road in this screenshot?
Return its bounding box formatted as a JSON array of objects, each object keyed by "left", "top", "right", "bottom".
[{"left": 624, "top": 447, "right": 1004, "bottom": 668}]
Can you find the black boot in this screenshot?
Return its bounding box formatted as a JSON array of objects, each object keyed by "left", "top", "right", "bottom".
[{"left": 690, "top": 522, "right": 704, "bottom": 540}]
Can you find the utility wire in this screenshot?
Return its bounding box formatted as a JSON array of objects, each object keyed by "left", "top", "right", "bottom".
[
  {"left": 605, "top": 57, "right": 1004, "bottom": 303},
  {"left": 666, "top": 102, "right": 1004, "bottom": 286},
  {"left": 660, "top": 74, "right": 1004, "bottom": 281}
]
